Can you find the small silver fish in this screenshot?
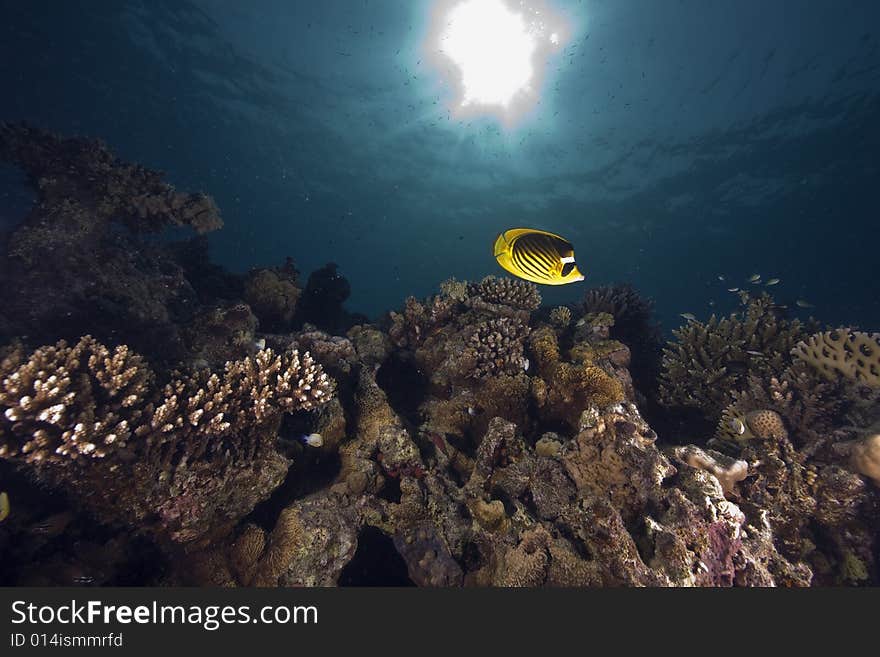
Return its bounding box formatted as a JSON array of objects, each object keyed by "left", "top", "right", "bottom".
[
  {"left": 748, "top": 274, "right": 761, "bottom": 283},
  {"left": 680, "top": 313, "right": 697, "bottom": 321},
  {"left": 765, "top": 278, "right": 780, "bottom": 286},
  {"left": 254, "top": 338, "right": 266, "bottom": 350},
  {"left": 727, "top": 287, "right": 739, "bottom": 292},
  {"left": 299, "top": 433, "right": 323, "bottom": 448},
  {"left": 796, "top": 300, "right": 815, "bottom": 308},
  {"left": 745, "top": 350, "right": 764, "bottom": 356},
  {"left": 523, "top": 358, "right": 530, "bottom": 371},
  {"left": 717, "top": 275, "right": 725, "bottom": 281}
]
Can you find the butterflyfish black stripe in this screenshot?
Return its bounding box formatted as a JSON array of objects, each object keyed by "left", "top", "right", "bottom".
[
  {"left": 514, "top": 250, "right": 546, "bottom": 278},
  {"left": 532, "top": 236, "right": 562, "bottom": 260},
  {"left": 515, "top": 250, "right": 550, "bottom": 279},
  {"left": 532, "top": 243, "right": 558, "bottom": 266},
  {"left": 514, "top": 241, "right": 551, "bottom": 272},
  {"left": 521, "top": 247, "right": 552, "bottom": 271}
]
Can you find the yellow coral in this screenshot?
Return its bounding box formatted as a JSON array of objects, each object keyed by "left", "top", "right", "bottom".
[{"left": 793, "top": 329, "right": 880, "bottom": 387}]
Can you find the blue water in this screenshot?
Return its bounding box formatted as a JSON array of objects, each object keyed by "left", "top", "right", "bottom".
[{"left": 1, "top": 0, "right": 878, "bottom": 332}]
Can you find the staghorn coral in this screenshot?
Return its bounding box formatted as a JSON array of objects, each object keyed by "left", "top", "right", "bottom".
[
  {"left": 0, "top": 337, "right": 152, "bottom": 463},
  {"left": 0, "top": 337, "right": 335, "bottom": 545},
  {"left": 659, "top": 293, "right": 811, "bottom": 421},
  {"left": 793, "top": 329, "right": 880, "bottom": 387},
  {"left": 469, "top": 276, "right": 541, "bottom": 311}
]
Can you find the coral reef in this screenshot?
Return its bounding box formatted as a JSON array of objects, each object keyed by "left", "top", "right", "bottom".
[
  {"left": 582, "top": 283, "right": 663, "bottom": 396},
  {"left": 0, "top": 122, "right": 225, "bottom": 359},
  {"left": 793, "top": 329, "right": 880, "bottom": 387},
  {"left": 1, "top": 124, "right": 878, "bottom": 587},
  {"left": 549, "top": 306, "right": 571, "bottom": 328},
  {"left": 243, "top": 259, "right": 302, "bottom": 332},
  {"left": 465, "top": 317, "right": 530, "bottom": 379},
  {"left": 528, "top": 326, "right": 626, "bottom": 430},
  {"left": 0, "top": 336, "right": 335, "bottom": 546},
  {"left": 468, "top": 276, "right": 541, "bottom": 312},
  {"left": 659, "top": 293, "right": 812, "bottom": 421}
]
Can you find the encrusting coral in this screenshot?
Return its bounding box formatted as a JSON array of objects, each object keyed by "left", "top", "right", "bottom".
[{"left": 528, "top": 326, "right": 625, "bottom": 429}]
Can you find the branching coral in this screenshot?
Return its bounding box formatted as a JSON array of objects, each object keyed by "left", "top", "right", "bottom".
[
  {"left": 659, "top": 293, "right": 812, "bottom": 420},
  {"left": 713, "top": 360, "right": 843, "bottom": 449},
  {"left": 388, "top": 295, "right": 456, "bottom": 349},
  {"left": 464, "top": 318, "right": 530, "bottom": 379},
  {"left": 469, "top": 276, "right": 541, "bottom": 311},
  {"left": 549, "top": 306, "right": 571, "bottom": 328},
  {"left": 0, "top": 337, "right": 335, "bottom": 544},
  {"left": 0, "top": 123, "right": 230, "bottom": 360},
  {"left": 439, "top": 277, "right": 469, "bottom": 302}
]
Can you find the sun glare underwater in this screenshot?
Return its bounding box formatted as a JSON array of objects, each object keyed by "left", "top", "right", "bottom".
[
  {"left": 1, "top": 0, "right": 880, "bottom": 588},
  {"left": 427, "top": 0, "right": 571, "bottom": 125}
]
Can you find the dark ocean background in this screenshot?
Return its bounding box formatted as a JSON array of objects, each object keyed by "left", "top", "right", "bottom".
[{"left": 1, "top": 0, "right": 878, "bottom": 332}]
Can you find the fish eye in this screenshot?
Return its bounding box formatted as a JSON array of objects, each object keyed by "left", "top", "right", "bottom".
[{"left": 561, "top": 262, "right": 576, "bottom": 277}]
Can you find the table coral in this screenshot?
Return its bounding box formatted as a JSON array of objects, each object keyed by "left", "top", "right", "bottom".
[{"left": 793, "top": 329, "right": 880, "bottom": 388}]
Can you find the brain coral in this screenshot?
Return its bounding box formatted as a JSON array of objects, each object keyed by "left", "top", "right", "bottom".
[{"left": 793, "top": 329, "right": 880, "bottom": 387}]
